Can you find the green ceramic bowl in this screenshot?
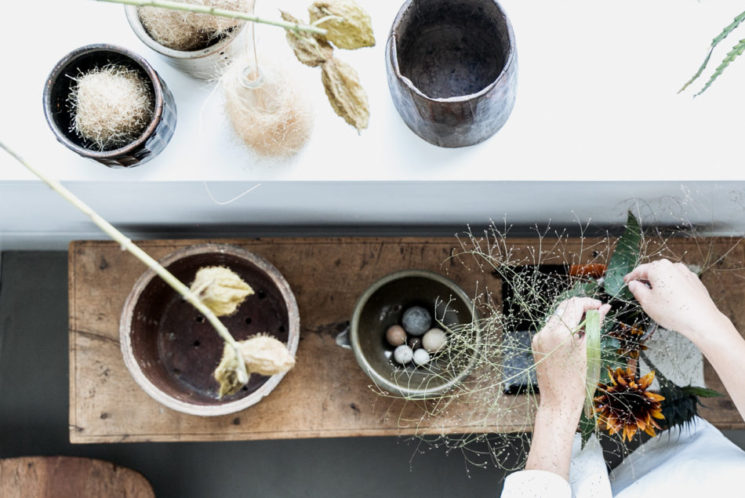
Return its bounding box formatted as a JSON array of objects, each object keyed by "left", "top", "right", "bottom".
[{"left": 349, "top": 270, "right": 481, "bottom": 399}]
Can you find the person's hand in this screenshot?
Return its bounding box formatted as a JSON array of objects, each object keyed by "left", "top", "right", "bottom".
[
  {"left": 624, "top": 259, "right": 725, "bottom": 341},
  {"left": 532, "top": 297, "right": 611, "bottom": 418}
]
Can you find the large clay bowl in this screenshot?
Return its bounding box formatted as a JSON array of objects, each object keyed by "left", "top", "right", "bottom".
[{"left": 120, "top": 244, "right": 299, "bottom": 416}]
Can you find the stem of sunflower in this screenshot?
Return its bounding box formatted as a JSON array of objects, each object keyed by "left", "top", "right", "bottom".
[
  {"left": 0, "top": 142, "right": 250, "bottom": 386},
  {"left": 584, "top": 310, "right": 602, "bottom": 418}
]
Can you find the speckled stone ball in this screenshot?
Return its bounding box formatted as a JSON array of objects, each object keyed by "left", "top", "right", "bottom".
[
  {"left": 422, "top": 328, "right": 447, "bottom": 353},
  {"left": 413, "top": 348, "right": 430, "bottom": 366},
  {"left": 402, "top": 306, "right": 431, "bottom": 336},
  {"left": 393, "top": 345, "right": 414, "bottom": 365},
  {"left": 385, "top": 325, "right": 407, "bottom": 347}
]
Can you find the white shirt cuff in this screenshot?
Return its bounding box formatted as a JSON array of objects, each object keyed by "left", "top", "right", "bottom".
[{"left": 501, "top": 470, "right": 572, "bottom": 498}]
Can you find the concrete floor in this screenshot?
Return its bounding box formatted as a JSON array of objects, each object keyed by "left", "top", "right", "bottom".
[{"left": 2, "top": 251, "right": 744, "bottom": 497}]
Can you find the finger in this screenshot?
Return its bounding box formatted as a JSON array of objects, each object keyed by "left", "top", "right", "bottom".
[
  {"left": 572, "top": 328, "right": 589, "bottom": 346},
  {"left": 544, "top": 299, "right": 571, "bottom": 329},
  {"left": 628, "top": 279, "right": 652, "bottom": 304},
  {"left": 624, "top": 259, "right": 672, "bottom": 283},
  {"left": 624, "top": 263, "right": 653, "bottom": 283},
  {"left": 675, "top": 262, "right": 697, "bottom": 279},
  {"left": 557, "top": 297, "right": 602, "bottom": 330},
  {"left": 598, "top": 303, "right": 612, "bottom": 322}
]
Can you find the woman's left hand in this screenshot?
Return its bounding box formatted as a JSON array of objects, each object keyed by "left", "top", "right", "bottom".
[{"left": 532, "top": 297, "right": 611, "bottom": 419}]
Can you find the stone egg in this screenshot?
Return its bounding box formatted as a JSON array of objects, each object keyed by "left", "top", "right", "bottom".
[
  {"left": 413, "top": 348, "right": 430, "bottom": 366},
  {"left": 393, "top": 345, "right": 414, "bottom": 365},
  {"left": 408, "top": 336, "right": 422, "bottom": 350},
  {"left": 402, "top": 306, "right": 432, "bottom": 336},
  {"left": 385, "top": 324, "right": 407, "bottom": 347},
  {"left": 422, "top": 328, "right": 447, "bottom": 353}
]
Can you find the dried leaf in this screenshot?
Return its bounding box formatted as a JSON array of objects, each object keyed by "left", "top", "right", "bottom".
[
  {"left": 309, "top": 0, "right": 375, "bottom": 50},
  {"left": 237, "top": 334, "right": 296, "bottom": 376},
  {"left": 214, "top": 344, "right": 247, "bottom": 397},
  {"left": 321, "top": 57, "right": 369, "bottom": 131},
  {"left": 280, "top": 10, "right": 334, "bottom": 67},
  {"left": 190, "top": 266, "right": 253, "bottom": 317}
]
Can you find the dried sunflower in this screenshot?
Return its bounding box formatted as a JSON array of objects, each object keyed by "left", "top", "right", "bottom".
[
  {"left": 594, "top": 367, "right": 665, "bottom": 442},
  {"left": 610, "top": 323, "right": 648, "bottom": 359}
]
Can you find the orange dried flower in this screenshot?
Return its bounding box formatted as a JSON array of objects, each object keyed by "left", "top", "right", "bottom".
[
  {"left": 610, "top": 324, "right": 648, "bottom": 359},
  {"left": 569, "top": 263, "right": 607, "bottom": 279},
  {"left": 594, "top": 367, "right": 665, "bottom": 442}
]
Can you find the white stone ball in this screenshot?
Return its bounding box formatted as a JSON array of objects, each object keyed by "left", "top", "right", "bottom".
[
  {"left": 413, "top": 348, "right": 430, "bottom": 366},
  {"left": 393, "top": 345, "right": 414, "bottom": 365},
  {"left": 422, "top": 328, "right": 447, "bottom": 353}
]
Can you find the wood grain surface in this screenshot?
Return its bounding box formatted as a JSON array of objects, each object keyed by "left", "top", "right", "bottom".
[
  {"left": 0, "top": 456, "right": 154, "bottom": 497},
  {"left": 68, "top": 237, "right": 745, "bottom": 443}
]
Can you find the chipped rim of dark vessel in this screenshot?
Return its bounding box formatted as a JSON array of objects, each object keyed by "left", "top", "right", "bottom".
[{"left": 387, "top": 0, "right": 517, "bottom": 103}]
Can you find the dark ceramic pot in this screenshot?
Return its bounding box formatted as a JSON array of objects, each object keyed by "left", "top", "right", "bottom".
[
  {"left": 339, "top": 270, "right": 481, "bottom": 399},
  {"left": 386, "top": 0, "right": 517, "bottom": 148},
  {"left": 43, "top": 44, "right": 177, "bottom": 168},
  {"left": 120, "top": 244, "right": 300, "bottom": 416}
]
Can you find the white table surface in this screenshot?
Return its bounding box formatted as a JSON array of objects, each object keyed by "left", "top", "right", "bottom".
[{"left": 2, "top": 0, "right": 745, "bottom": 183}]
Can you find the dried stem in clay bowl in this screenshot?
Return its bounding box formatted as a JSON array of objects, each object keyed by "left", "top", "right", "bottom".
[{"left": 120, "top": 244, "right": 300, "bottom": 416}]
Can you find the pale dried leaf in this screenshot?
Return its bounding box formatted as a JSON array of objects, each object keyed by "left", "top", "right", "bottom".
[
  {"left": 309, "top": 0, "right": 375, "bottom": 50},
  {"left": 280, "top": 10, "right": 334, "bottom": 67},
  {"left": 190, "top": 266, "right": 253, "bottom": 317},
  {"left": 214, "top": 343, "right": 248, "bottom": 397},
  {"left": 321, "top": 57, "right": 369, "bottom": 131},
  {"left": 238, "top": 334, "right": 296, "bottom": 376}
]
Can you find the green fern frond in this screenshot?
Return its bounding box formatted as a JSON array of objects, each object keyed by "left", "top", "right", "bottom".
[
  {"left": 680, "top": 9, "right": 745, "bottom": 93},
  {"left": 696, "top": 37, "right": 745, "bottom": 96}
]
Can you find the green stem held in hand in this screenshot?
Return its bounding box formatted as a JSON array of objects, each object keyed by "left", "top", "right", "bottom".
[
  {"left": 0, "top": 141, "right": 250, "bottom": 386},
  {"left": 95, "top": 0, "right": 327, "bottom": 36},
  {"left": 584, "top": 310, "right": 602, "bottom": 418}
]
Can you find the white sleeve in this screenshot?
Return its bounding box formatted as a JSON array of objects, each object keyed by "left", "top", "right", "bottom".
[
  {"left": 612, "top": 417, "right": 745, "bottom": 497},
  {"left": 569, "top": 434, "right": 612, "bottom": 498},
  {"left": 501, "top": 470, "right": 571, "bottom": 498},
  {"left": 501, "top": 434, "right": 611, "bottom": 498}
]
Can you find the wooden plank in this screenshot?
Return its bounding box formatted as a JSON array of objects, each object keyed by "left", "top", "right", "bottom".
[
  {"left": 0, "top": 456, "right": 154, "bottom": 498},
  {"left": 68, "top": 237, "right": 745, "bottom": 443}
]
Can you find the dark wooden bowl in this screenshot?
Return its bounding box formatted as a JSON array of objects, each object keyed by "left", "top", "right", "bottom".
[
  {"left": 43, "top": 44, "right": 177, "bottom": 168},
  {"left": 120, "top": 244, "right": 299, "bottom": 416},
  {"left": 350, "top": 270, "right": 480, "bottom": 399},
  {"left": 386, "top": 0, "right": 517, "bottom": 147}
]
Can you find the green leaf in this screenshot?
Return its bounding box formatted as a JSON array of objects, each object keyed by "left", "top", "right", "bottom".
[
  {"left": 604, "top": 212, "right": 641, "bottom": 301},
  {"left": 600, "top": 336, "right": 624, "bottom": 370},
  {"left": 584, "top": 310, "right": 602, "bottom": 418},
  {"left": 681, "top": 385, "right": 722, "bottom": 398},
  {"left": 680, "top": 10, "right": 745, "bottom": 93},
  {"left": 695, "top": 38, "right": 745, "bottom": 96}
]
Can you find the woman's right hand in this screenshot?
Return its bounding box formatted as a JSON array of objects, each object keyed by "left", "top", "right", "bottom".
[{"left": 624, "top": 259, "right": 726, "bottom": 341}]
